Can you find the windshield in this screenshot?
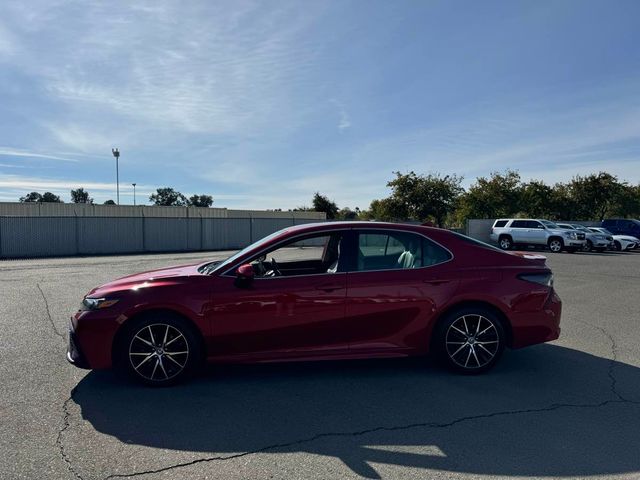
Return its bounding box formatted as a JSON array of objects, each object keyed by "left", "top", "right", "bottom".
[
  {"left": 572, "top": 225, "right": 589, "bottom": 231},
  {"left": 205, "top": 229, "right": 288, "bottom": 274},
  {"left": 597, "top": 228, "right": 612, "bottom": 235},
  {"left": 541, "top": 220, "right": 559, "bottom": 229}
]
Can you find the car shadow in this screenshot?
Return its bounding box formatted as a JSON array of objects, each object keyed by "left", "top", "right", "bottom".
[{"left": 73, "top": 345, "right": 640, "bottom": 478}]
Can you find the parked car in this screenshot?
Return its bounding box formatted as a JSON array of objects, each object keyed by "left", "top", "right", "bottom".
[
  {"left": 602, "top": 218, "right": 640, "bottom": 239},
  {"left": 68, "top": 222, "right": 562, "bottom": 386},
  {"left": 556, "top": 223, "right": 611, "bottom": 252},
  {"left": 490, "top": 218, "right": 586, "bottom": 253},
  {"left": 588, "top": 227, "right": 638, "bottom": 251}
]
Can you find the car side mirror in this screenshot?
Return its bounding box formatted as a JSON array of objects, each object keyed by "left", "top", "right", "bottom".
[{"left": 235, "top": 263, "right": 255, "bottom": 288}]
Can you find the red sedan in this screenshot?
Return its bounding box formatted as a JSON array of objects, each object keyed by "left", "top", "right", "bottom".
[{"left": 67, "top": 222, "right": 561, "bottom": 386}]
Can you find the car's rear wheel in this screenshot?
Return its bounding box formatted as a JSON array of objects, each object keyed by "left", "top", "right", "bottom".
[
  {"left": 583, "top": 240, "right": 593, "bottom": 252},
  {"left": 614, "top": 240, "right": 622, "bottom": 251},
  {"left": 548, "top": 238, "right": 564, "bottom": 253},
  {"left": 115, "top": 313, "right": 202, "bottom": 387},
  {"left": 433, "top": 307, "right": 506, "bottom": 374},
  {"left": 498, "top": 236, "right": 512, "bottom": 250}
]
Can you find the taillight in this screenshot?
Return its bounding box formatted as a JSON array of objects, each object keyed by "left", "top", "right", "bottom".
[{"left": 518, "top": 272, "right": 553, "bottom": 287}]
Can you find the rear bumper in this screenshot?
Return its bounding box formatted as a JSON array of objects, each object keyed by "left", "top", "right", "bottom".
[{"left": 511, "top": 289, "right": 562, "bottom": 349}]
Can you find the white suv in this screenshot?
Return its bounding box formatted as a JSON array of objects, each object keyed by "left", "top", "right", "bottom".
[{"left": 489, "top": 219, "right": 586, "bottom": 253}]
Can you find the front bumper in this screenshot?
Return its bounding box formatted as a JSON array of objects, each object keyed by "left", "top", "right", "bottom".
[
  {"left": 566, "top": 240, "right": 586, "bottom": 248},
  {"left": 67, "top": 323, "right": 91, "bottom": 369}
]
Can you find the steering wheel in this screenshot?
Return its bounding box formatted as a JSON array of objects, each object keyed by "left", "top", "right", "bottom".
[{"left": 269, "top": 257, "right": 282, "bottom": 277}]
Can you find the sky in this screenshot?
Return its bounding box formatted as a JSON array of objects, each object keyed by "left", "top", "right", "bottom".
[{"left": 0, "top": 0, "right": 639, "bottom": 208}]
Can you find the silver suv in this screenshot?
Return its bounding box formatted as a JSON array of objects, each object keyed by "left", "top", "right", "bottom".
[
  {"left": 556, "top": 223, "right": 612, "bottom": 252},
  {"left": 490, "top": 218, "right": 586, "bottom": 253}
]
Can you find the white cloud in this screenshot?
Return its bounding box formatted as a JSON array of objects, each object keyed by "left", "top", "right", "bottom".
[{"left": 0, "top": 147, "right": 78, "bottom": 162}]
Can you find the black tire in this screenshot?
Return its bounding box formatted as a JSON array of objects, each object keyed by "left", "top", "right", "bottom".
[
  {"left": 583, "top": 240, "right": 593, "bottom": 252},
  {"left": 614, "top": 241, "right": 622, "bottom": 251},
  {"left": 498, "top": 235, "right": 513, "bottom": 250},
  {"left": 114, "top": 312, "right": 203, "bottom": 387},
  {"left": 547, "top": 237, "right": 564, "bottom": 253},
  {"left": 432, "top": 306, "right": 506, "bottom": 375}
]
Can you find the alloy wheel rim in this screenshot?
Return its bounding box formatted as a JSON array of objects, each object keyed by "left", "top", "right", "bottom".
[
  {"left": 500, "top": 239, "right": 510, "bottom": 249},
  {"left": 550, "top": 240, "right": 561, "bottom": 252},
  {"left": 129, "top": 324, "right": 189, "bottom": 381},
  {"left": 445, "top": 315, "right": 499, "bottom": 369}
]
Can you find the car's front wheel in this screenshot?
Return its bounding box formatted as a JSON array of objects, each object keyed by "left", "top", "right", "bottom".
[
  {"left": 583, "top": 240, "right": 593, "bottom": 252},
  {"left": 115, "top": 313, "right": 202, "bottom": 387},
  {"left": 548, "top": 238, "right": 564, "bottom": 253},
  {"left": 433, "top": 307, "right": 506, "bottom": 374}
]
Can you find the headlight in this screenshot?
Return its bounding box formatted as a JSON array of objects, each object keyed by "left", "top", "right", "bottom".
[
  {"left": 563, "top": 231, "right": 577, "bottom": 239},
  {"left": 81, "top": 297, "right": 119, "bottom": 311}
]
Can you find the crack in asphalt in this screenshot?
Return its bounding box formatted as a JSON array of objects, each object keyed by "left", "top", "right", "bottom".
[
  {"left": 37, "top": 283, "right": 83, "bottom": 479},
  {"left": 104, "top": 399, "right": 635, "bottom": 479},
  {"left": 103, "top": 319, "right": 639, "bottom": 480},
  {"left": 36, "top": 282, "right": 65, "bottom": 340},
  {"left": 574, "top": 318, "right": 627, "bottom": 402},
  {"left": 57, "top": 387, "right": 84, "bottom": 480},
  {"left": 47, "top": 316, "right": 631, "bottom": 480}
]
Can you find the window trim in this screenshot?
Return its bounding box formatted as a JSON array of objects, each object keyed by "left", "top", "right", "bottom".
[
  {"left": 220, "top": 228, "right": 349, "bottom": 278},
  {"left": 220, "top": 226, "right": 454, "bottom": 278},
  {"left": 350, "top": 228, "right": 453, "bottom": 274}
]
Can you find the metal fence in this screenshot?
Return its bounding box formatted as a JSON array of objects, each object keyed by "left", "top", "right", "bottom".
[{"left": 0, "top": 214, "right": 325, "bottom": 259}]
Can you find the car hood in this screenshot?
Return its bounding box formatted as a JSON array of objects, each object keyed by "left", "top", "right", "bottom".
[
  {"left": 549, "top": 229, "right": 570, "bottom": 235},
  {"left": 86, "top": 263, "right": 201, "bottom": 297},
  {"left": 614, "top": 235, "right": 639, "bottom": 242}
]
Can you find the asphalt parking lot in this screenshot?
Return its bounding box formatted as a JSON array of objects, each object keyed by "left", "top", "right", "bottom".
[{"left": 2, "top": 248, "right": 640, "bottom": 480}]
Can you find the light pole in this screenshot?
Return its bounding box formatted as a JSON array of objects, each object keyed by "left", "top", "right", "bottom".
[
  {"left": 111, "top": 148, "right": 120, "bottom": 205},
  {"left": 132, "top": 183, "right": 137, "bottom": 206}
]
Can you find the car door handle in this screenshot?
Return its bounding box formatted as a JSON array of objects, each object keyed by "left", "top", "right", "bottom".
[
  {"left": 315, "top": 284, "right": 342, "bottom": 292},
  {"left": 423, "top": 279, "right": 451, "bottom": 285}
]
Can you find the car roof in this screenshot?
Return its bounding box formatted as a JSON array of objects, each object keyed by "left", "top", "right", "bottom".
[{"left": 282, "top": 221, "right": 444, "bottom": 234}]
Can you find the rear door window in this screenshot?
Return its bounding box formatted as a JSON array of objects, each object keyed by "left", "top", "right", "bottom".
[
  {"left": 511, "top": 220, "right": 528, "bottom": 228},
  {"left": 355, "top": 231, "right": 450, "bottom": 271}
]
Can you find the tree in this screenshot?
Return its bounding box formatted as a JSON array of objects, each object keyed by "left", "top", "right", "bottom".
[
  {"left": 569, "top": 172, "right": 623, "bottom": 221},
  {"left": 188, "top": 194, "right": 213, "bottom": 207},
  {"left": 549, "top": 182, "right": 580, "bottom": 220},
  {"left": 19, "top": 192, "right": 42, "bottom": 202},
  {"left": 70, "top": 188, "right": 93, "bottom": 204},
  {"left": 312, "top": 192, "right": 339, "bottom": 220},
  {"left": 456, "top": 170, "right": 521, "bottom": 220},
  {"left": 363, "top": 197, "right": 407, "bottom": 221},
  {"left": 103, "top": 200, "right": 116, "bottom": 205},
  {"left": 519, "top": 180, "right": 553, "bottom": 218},
  {"left": 610, "top": 184, "right": 640, "bottom": 217},
  {"left": 386, "top": 171, "right": 464, "bottom": 226},
  {"left": 149, "top": 187, "right": 188, "bottom": 206},
  {"left": 337, "top": 207, "right": 359, "bottom": 220},
  {"left": 41, "top": 192, "right": 63, "bottom": 203}
]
